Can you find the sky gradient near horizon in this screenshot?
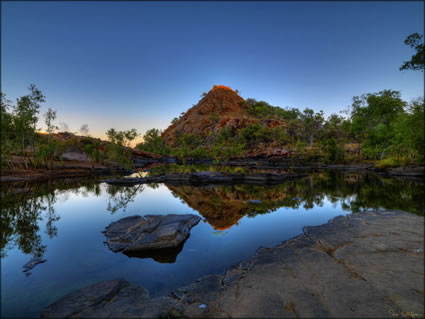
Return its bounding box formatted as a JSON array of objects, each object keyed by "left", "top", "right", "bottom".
[{"left": 2, "top": 1, "right": 424, "bottom": 143}]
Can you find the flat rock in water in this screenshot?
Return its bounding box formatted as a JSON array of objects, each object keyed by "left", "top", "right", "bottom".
[{"left": 103, "top": 214, "right": 201, "bottom": 254}]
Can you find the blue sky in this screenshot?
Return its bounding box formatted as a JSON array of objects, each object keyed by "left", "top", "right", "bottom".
[{"left": 1, "top": 1, "right": 424, "bottom": 142}]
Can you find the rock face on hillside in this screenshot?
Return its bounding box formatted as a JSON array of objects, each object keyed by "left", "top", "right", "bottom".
[
  {"left": 161, "top": 85, "right": 287, "bottom": 153},
  {"left": 162, "top": 86, "right": 246, "bottom": 145}
]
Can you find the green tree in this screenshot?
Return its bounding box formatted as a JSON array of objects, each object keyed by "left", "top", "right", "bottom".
[
  {"left": 136, "top": 128, "right": 169, "bottom": 155},
  {"left": 13, "top": 96, "right": 35, "bottom": 168},
  {"left": 391, "top": 98, "right": 425, "bottom": 162},
  {"left": 286, "top": 118, "right": 302, "bottom": 145},
  {"left": 320, "top": 136, "right": 345, "bottom": 164},
  {"left": 351, "top": 90, "right": 406, "bottom": 160},
  {"left": 79, "top": 124, "right": 90, "bottom": 137},
  {"left": 7, "top": 84, "right": 46, "bottom": 168},
  {"left": 406, "top": 98, "right": 425, "bottom": 161},
  {"left": 400, "top": 33, "right": 424, "bottom": 71},
  {"left": 43, "top": 108, "right": 58, "bottom": 169},
  {"left": 0, "top": 94, "right": 15, "bottom": 168},
  {"left": 84, "top": 144, "right": 96, "bottom": 170},
  {"left": 105, "top": 128, "right": 139, "bottom": 168},
  {"left": 44, "top": 108, "right": 57, "bottom": 138},
  {"left": 300, "top": 108, "right": 324, "bottom": 146}
]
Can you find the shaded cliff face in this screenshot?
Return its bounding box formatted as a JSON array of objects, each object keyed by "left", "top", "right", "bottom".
[{"left": 161, "top": 86, "right": 287, "bottom": 150}]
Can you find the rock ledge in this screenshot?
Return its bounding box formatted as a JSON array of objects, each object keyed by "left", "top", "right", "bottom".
[
  {"left": 42, "top": 210, "right": 424, "bottom": 318},
  {"left": 103, "top": 214, "right": 201, "bottom": 254}
]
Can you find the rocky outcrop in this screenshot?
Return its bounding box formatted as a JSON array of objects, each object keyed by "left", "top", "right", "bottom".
[
  {"left": 103, "top": 214, "right": 201, "bottom": 256},
  {"left": 131, "top": 148, "right": 164, "bottom": 159},
  {"left": 62, "top": 152, "right": 90, "bottom": 162},
  {"left": 161, "top": 86, "right": 287, "bottom": 151},
  {"left": 244, "top": 147, "right": 294, "bottom": 158},
  {"left": 162, "top": 86, "right": 248, "bottom": 145},
  {"left": 42, "top": 210, "right": 424, "bottom": 318},
  {"left": 40, "top": 278, "right": 177, "bottom": 318}
]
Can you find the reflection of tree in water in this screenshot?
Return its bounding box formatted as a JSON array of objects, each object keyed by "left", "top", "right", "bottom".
[
  {"left": 1, "top": 172, "right": 422, "bottom": 257},
  {"left": 44, "top": 193, "right": 59, "bottom": 238},
  {"left": 2, "top": 196, "right": 47, "bottom": 258},
  {"left": 106, "top": 184, "right": 145, "bottom": 214},
  {"left": 305, "top": 171, "right": 423, "bottom": 216},
  {"left": 167, "top": 171, "right": 423, "bottom": 230},
  {"left": 0, "top": 178, "right": 100, "bottom": 258},
  {"left": 167, "top": 182, "right": 309, "bottom": 230}
]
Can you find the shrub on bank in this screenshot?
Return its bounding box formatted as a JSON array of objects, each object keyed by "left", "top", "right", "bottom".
[{"left": 375, "top": 158, "right": 400, "bottom": 169}]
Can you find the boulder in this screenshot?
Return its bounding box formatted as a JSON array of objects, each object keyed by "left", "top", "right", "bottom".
[{"left": 103, "top": 214, "right": 201, "bottom": 255}]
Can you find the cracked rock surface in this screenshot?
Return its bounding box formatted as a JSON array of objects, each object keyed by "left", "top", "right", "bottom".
[
  {"left": 42, "top": 210, "right": 424, "bottom": 318},
  {"left": 103, "top": 214, "right": 201, "bottom": 254}
]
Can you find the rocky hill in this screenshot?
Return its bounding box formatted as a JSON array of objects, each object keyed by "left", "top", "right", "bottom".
[{"left": 161, "top": 85, "right": 290, "bottom": 157}]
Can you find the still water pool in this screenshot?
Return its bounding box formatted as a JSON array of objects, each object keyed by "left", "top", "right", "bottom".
[{"left": 1, "top": 171, "right": 423, "bottom": 317}]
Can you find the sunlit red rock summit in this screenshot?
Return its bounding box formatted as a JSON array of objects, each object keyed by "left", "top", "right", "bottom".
[{"left": 161, "top": 85, "right": 288, "bottom": 156}]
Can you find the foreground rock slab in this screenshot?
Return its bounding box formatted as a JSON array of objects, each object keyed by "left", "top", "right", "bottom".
[
  {"left": 103, "top": 214, "right": 201, "bottom": 255},
  {"left": 42, "top": 210, "right": 424, "bottom": 318}
]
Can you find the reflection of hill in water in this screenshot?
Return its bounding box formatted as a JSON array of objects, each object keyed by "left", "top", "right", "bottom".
[
  {"left": 167, "top": 172, "right": 424, "bottom": 230},
  {"left": 167, "top": 183, "right": 300, "bottom": 230},
  {"left": 1, "top": 171, "right": 423, "bottom": 259}
]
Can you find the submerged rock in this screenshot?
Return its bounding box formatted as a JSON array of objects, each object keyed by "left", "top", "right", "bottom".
[
  {"left": 23, "top": 257, "right": 46, "bottom": 272},
  {"left": 103, "top": 214, "right": 201, "bottom": 255}
]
